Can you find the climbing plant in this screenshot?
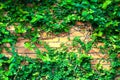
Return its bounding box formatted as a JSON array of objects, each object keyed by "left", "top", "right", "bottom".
[
  {"left": 0, "top": 0, "right": 120, "bottom": 80},
  {"left": 0, "top": 44, "right": 117, "bottom": 80}
]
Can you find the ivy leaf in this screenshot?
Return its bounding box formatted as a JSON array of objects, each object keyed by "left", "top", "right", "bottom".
[
  {"left": 31, "top": 15, "right": 44, "bottom": 23},
  {"left": 32, "top": 72, "right": 39, "bottom": 76},
  {"left": 110, "top": 54, "right": 117, "bottom": 59},
  {"left": 66, "top": 0, "right": 72, "bottom": 3},
  {"left": 87, "top": 15, "right": 93, "bottom": 20},
  {"left": 19, "top": 9, "right": 29, "bottom": 14},
  {"left": 0, "top": 3, "right": 5, "bottom": 9},
  {"left": 91, "top": 0, "right": 98, "bottom": 3},
  {"left": 102, "top": 0, "right": 112, "bottom": 9},
  {"left": 97, "top": 31, "right": 103, "bottom": 37},
  {"left": 2, "top": 38, "right": 13, "bottom": 43},
  {"left": 82, "top": 10, "right": 89, "bottom": 17},
  {"left": 30, "top": 17, "right": 37, "bottom": 23},
  {"left": 0, "top": 54, "right": 4, "bottom": 58},
  {"left": 24, "top": 42, "right": 34, "bottom": 50}
]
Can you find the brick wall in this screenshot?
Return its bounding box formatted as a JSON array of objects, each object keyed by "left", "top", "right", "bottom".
[{"left": 2, "top": 22, "right": 110, "bottom": 69}]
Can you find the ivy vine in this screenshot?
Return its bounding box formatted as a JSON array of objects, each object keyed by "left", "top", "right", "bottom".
[{"left": 0, "top": 0, "right": 120, "bottom": 80}]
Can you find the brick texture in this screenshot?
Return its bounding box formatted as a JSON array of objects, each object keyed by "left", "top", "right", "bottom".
[{"left": 2, "top": 22, "right": 112, "bottom": 69}]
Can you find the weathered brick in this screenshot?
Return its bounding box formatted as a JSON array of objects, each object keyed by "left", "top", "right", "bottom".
[
  {"left": 40, "top": 32, "right": 48, "bottom": 38},
  {"left": 18, "top": 53, "right": 27, "bottom": 57},
  {"left": 91, "top": 64, "right": 111, "bottom": 70},
  {"left": 118, "top": 54, "right": 120, "bottom": 58},
  {"left": 70, "top": 27, "right": 76, "bottom": 33},
  {"left": 97, "top": 42, "right": 104, "bottom": 47},
  {"left": 16, "top": 38, "right": 29, "bottom": 47},
  {"left": 59, "top": 36, "right": 70, "bottom": 43},
  {"left": 16, "top": 47, "right": 35, "bottom": 54},
  {"left": 58, "top": 32, "right": 69, "bottom": 37},
  {"left": 17, "top": 47, "right": 47, "bottom": 54},
  {"left": 65, "top": 41, "right": 73, "bottom": 46},
  {"left": 26, "top": 54, "right": 36, "bottom": 58},
  {"left": 2, "top": 48, "right": 12, "bottom": 53},
  {"left": 69, "top": 36, "right": 85, "bottom": 41},
  {"left": 2, "top": 24, "right": 114, "bottom": 71},
  {"left": 1, "top": 53, "right": 12, "bottom": 58},
  {"left": 88, "top": 53, "right": 109, "bottom": 59},
  {"left": 7, "top": 25, "right": 15, "bottom": 31},
  {"left": 2, "top": 49, "right": 7, "bottom": 53},
  {"left": 91, "top": 59, "right": 110, "bottom": 65},
  {"left": 70, "top": 31, "right": 84, "bottom": 37},
  {"left": 40, "top": 32, "right": 56, "bottom": 39},
  {"left": 48, "top": 42, "right": 61, "bottom": 47},
  {"left": 35, "top": 43, "right": 44, "bottom": 48},
  {"left": 75, "top": 21, "right": 84, "bottom": 26},
  {"left": 68, "top": 47, "right": 78, "bottom": 52},
  {"left": 5, "top": 43, "right": 11, "bottom": 47},
  {"left": 115, "top": 76, "right": 120, "bottom": 80},
  {"left": 70, "top": 26, "right": 88, "bottom": 33},
  {"left": 43, "top": 37, "right": 59, "bottom": 42},
  {"left": 93, "top": 42, "right": 104, "bottom": 48},
  {"left": 89, "top": 48, "right": 100, "bottom": 53}
]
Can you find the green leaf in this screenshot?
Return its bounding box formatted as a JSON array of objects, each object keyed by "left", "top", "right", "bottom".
[
  {"left": 66, "top": 0, "right": 72, "bottom": 3},
  {"left": 110, "top": 54, "right": 117, "bottom": 59},
  {"left": 97, "top": 31, "right": 103, "bottom": 37},
  {"left": 87, "top": 15, "right": 93, "bottom": 20},
  {"left": 0, "top": 62, "right": 2, "bottom": 66},
  {"left": 33, "top": 72, "right": 39, "bottom": 76},
  {"left": 31, "top": 15, "right": 44, "bottom": 23},
  {"left": 102, "top": 0, "right": 112, "bottom": 9},
  {"left": 15, "top": 25, "right": 26, "bottom": 33},
  {"left": 30, "top": 17, "right": 37, "bottom": 23},
  {"left": 0, "top": 54, "right": 5, "bottom": 58},
  {"left": 2, "top": 38, "right": 13, "bottom": 43},
  {"left": 0, "top": 3, "right": 5, "bottom": 10},
  {"left": 82, "top": 10, "right": 89, "bottom": 17},
  {"left": 24, "top": 42, "right": 34, "bottom": 50},
  {"left": 91, "top": 0, "right": 98, "bottom": 2}
]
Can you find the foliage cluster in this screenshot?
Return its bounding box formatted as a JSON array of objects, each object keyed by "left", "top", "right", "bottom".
[
  {"left": 0, "top": 44, "right": 117, "bottom": 80},
  {"left": 0, "top": 0, "right": 120, "bottom": 80}
]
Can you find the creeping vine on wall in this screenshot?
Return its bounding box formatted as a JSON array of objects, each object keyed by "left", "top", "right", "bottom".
[{"left": 0, "top": 0, "right": 120, "bottom": 80}]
